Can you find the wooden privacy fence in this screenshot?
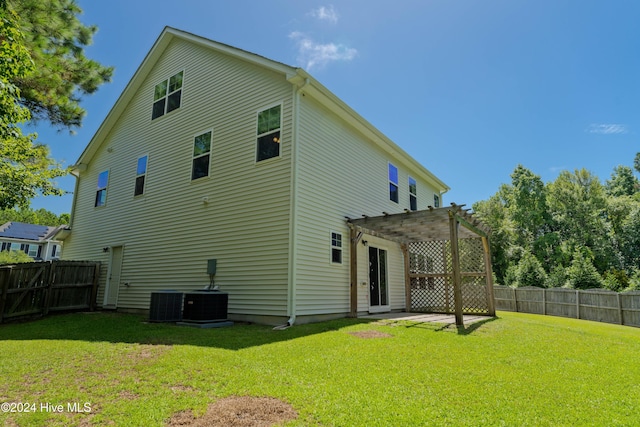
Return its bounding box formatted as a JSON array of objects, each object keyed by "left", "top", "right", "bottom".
[
  {"left": 0, "top": 261, "right": 100, "bottom": 323},
  {"left": 494, "top": 285, "right": 640, "bottom": 328}
]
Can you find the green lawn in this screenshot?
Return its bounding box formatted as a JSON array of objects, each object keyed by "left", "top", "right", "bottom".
[{"left": 0, "top": 311, "right": 639, "bottom": 426}]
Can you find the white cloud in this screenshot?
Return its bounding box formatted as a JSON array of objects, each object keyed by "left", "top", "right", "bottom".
[
  {"left": 289, "top": 32, "right": 357, "bottom": 70},
  {"left": 587, "top": 123, "right": 628, "bottom": 134},
  {"left": 310, "top": 5, "right": 339, "bottom": 24}
]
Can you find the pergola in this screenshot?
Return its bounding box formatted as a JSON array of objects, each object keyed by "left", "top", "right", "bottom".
[{"left": 347, "top": 203, "right": 495, "bottom": 326}]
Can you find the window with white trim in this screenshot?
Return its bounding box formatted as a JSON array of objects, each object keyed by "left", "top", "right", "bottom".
[
  {"left": 192, "top": 130, "right": 212, "bottom": 180},
  {"left": 331, "top": 232, "right": 342, "bottom": 264},
  {"left": 152, "top": 71, "right": 183, "bottom": 119},
  {"left": 409, "top": 176, "right": 417, "bottom": 211},
  {"left": 95, "top": 170, "right": 109, "bottom": 207},
  {"left": 134, "top": 155, "right": 148, "bottom": 196},
  {"left": 256, "top": 105, "right": 281, "bottom": 161},
  {"left": 434, "top": 194, "right": 440, "bottom": 208},
  {"left": 389, "top": 163, "right": 399, "bottom": 203}
]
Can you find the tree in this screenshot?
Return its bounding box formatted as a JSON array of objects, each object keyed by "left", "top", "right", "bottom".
[
  {"left": 0, "top": 5, "right": 68, "bottom": 209},
  {"left": 0, "top": 207, "right": 69, "bottom": 225},
  {"left": 565, "top": 248, "right": 604, "bottom": 290},
  {"left": 7, "top": 0, "right": 113, "bottom": 129},
  {"left": 0, "top": 249, "right": 33, "bottom": 264},
  {"left": 513, "top": 250, "right": 547, "bottom": 288},
  {"left": 635, "top": 152, "right": 640, "bottom": 174},
  {"left": 605, "top": 165, "right": 638, "bottom": 197}
]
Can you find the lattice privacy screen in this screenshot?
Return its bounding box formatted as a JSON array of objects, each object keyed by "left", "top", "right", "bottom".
[{"left": 408, "top": 238, "right": 490, "bottom": 314}]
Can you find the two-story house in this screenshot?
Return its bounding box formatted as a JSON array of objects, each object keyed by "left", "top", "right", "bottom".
[{"left": 60, "top": 27, "right": 493, "bottom": 326}]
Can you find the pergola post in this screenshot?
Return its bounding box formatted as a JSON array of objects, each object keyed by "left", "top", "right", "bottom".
[
  {"left": 448, "top": 211, "right": 464, "bottom": 327},
  {"left": 482, "top": 236, "right": 496, "bottom": 316},
  {"left": 401, "top": 244, "right": 411, "bottom": 312},
  {"left": 349, "top": 226, "right": 362, "bottom": 317}
]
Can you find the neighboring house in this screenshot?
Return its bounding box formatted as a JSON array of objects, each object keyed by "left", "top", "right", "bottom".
[
  {"left": 60, "top": 27, "right": 492, "bottom": 325},
  {"left": 0, "top": 222, "right": 64, "bottom": 261}
]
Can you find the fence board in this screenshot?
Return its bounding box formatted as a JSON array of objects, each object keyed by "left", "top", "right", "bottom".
[
  {"left": 0, "top": 261, "right": 100, "bottom": 323},
  {"left": 494, "top": 285, "right": 640, "bottom": 328}
]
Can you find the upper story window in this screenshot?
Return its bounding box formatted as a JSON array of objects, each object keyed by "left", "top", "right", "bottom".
[
  {"left": 95, "top": 170, "right": 109, "bottom": 207},
  {"left": 152, "top": 71, "right": 183, "bottom": 120},
  {"left": 134, "top": 155, "right": 148, "bottom": 196},
  {"left": 331, "top": 231, "right": 342, "bottom": 264},
  {"left": 434, "top": 194, "right": 440, "bottom": 208},
  {"left": 388, "top": 163, "right": 399, "bottom": 203},
  {"left": 409, "top": 177, "right": 417, "bottom": 211},
  {"left": 256, "top": 105, "right": 281, "bottom": 162},
  {"left": 192, "top": 130, "right": 212, "bottom": 180}
]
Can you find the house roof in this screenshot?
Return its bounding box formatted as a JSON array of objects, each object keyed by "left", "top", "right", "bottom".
[
  {"left": 0, "top": 222, "right": 61, "bottom": 242},
  {"left": 74, "top": 26, "right": 449, "bottom": 194}
]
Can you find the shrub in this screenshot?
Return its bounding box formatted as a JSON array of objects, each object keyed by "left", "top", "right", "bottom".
[{"left": 0, "top": 250, "right": 34, "bottom": 265}]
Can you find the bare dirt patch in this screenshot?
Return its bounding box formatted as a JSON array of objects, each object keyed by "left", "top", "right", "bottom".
[
  {"left": 166, "top": 396, "right": 297, "bottom": 427},
  {"left": 348, "top": 330, "right": 393, "bottom": 339}
]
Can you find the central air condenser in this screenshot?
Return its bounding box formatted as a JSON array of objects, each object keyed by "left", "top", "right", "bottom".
[
  {"left": 182, "top": 290, "right": 228, "bottom": 322},
  {"left": 149, "top": 290, "right": 183, "bottom": 322}
]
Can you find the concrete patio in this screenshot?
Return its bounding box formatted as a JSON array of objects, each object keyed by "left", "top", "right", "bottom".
[{"left": 362, "top": 312, "right": 492, "bottom": 326}]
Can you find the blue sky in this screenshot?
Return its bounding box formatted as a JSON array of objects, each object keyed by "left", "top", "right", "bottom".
[{"left": 29, "top": 0, "right": 640, "bottom": 214}]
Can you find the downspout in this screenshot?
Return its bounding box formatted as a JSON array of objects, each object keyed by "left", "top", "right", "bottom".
[{"left": 275, "top": 76, "right": 309, "bottom": 330}]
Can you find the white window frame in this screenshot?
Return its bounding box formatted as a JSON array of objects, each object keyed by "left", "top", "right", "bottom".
[
  {"left": 388, "top": 162, "right": 399, "bottom": 203},
  {"left": 434, "top": 193, "right": 440, "bottom": 208},
  {"left": 27, "top": 244, "right": 38, "bottom": 257},
  {"left": 255, "top": 103, "right": 283, "bottom": 163},
  {"left": 134, "top": 154, "right": 149, "bottom": 196},
  {"left": 408, "top": 176, "right": 417, "bottom": 211},
  {"left": 152, "top": 70, "right": 184, "bottom": 120},
  {"left": 191, "top": 129, "right": 213, "bottom": 181},
  {"left": 95, "top": 170, "right": 109, "bottom": 207},
  {"left": 330, "top": 231, "right": 343, "bottom": 264}
]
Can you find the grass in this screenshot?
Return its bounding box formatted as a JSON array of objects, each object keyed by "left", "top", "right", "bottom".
[{"left": 0, "top": 311, "right": 639, "bottom": 426}]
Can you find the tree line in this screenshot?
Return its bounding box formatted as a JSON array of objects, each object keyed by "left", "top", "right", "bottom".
[{"left": 473, "top": 155, "right": 640, "bottom": 292}]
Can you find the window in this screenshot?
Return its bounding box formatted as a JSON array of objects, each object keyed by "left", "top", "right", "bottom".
[
  {"left": 134, "top": 155, "right": 148, "bottom": 196},
  {"left": 433, "top": 194, "right": 440, "bottom": 208},
  {"left": 95, "top": 170, "right": 109, "bottom": 207},
  {"left": 409, "top": 177, "right": 417, "bottom": 211},
  {"left": 152, "top": 71, "right": 183, "bottom": 119},
  {"left": 331, "top": 232, "right": 342, "bottom": 264},
  {"left": 51, "top": 245, "right": 59, "bottom": 258},
  {"left": 256, "top": 105, "right": 281, "bottom": 161},
  {"left": 388, "top": 163, "right": 399, "bottom": 203},
  {"left": 27, "top": 244, "right": 38, "bottom": 257},
  {"left": 192, "top": 130, "right": 212, "bottom": 180},
  {"left": 1, "top": 242, "right": 8, "bottom": 251}
]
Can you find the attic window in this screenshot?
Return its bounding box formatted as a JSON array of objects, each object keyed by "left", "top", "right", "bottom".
[
  {"left": 152, "top": 71, "right": 183, "bottom": 119},
  {"left": 256, "top": 104, "right": 281, "bottom": 162}
]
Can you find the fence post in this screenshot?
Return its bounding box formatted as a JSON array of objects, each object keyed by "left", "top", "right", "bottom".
[
  {"left": 542, "top": 288, "right": 546, "bottom": 315},
  {"left": 0, "top": 266, "right": 12, "bottom": 323},
  {"left": 576, "top": 290, "right": 580, "bottom": 320},
  {"left": 90, "top": 262, "right": 101, "bottom": 311},
  {"left": 42, "top": 261, "right": 55, "bottom": 316},
  {"left": 617, "top": 292, "right": 623, "bottom": 325}
]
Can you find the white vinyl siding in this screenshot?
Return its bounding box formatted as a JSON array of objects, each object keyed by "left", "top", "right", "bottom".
[
  {"left": 293, "top": 96, "right": 441, "bottom": 316},
  {"left": 63, "top": 38, "right": 293, "bottom": 317}
]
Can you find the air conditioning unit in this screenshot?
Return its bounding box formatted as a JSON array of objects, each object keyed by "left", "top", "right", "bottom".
[
  {"left": 149, "top": 291, "right": 183, "bottom": 322},
  {"left": 182, "top": 290, "right": 228, "bottom": 322}
]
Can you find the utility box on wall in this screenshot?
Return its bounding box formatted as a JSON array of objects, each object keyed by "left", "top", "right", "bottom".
[{"left": 207, "top": 259, "right": 217, "bottom": 275}]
